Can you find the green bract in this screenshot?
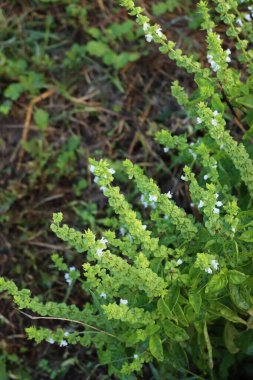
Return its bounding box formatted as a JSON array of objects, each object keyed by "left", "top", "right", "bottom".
[{"left": 1, "top": 1, "right": 253, "bottom": 379}]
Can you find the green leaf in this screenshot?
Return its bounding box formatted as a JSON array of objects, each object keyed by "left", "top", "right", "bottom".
[
  {"left": 189, "top": 292, "right": 202, "bottom": 314},
  {"left": 228, "top": 270, "right": 248, "bottom": 285},
  {"left": 229, "top": 284, "right": 251, "bottom": 311},
  {"left": 164, "top": 320, "right": 189, "bottom": 342},
  {"left": 239, "top": 229, "right": 253, "bottom": 242},
  {"left": 4, "top": 83, "right": 24, "bottom": 100},
  {"left": 34, "top": 108, "right": 49, "bottom": 131},
  {"left": 157, "top": 298, "right": 172, "bottom": 319},
  {"left": 224, "top": 322, "right": 239, "bottom": 354},
  {"left": 149, "top": 335, "right": 164, "bottom": 361},
  {"left": 205, "top": 274, "right": 227, "bottom": 294},
  {"left": 173, "top": 304, "right": 189, "bottom": 327},
  {"left": 86, "top": 41, "right": 110, "bottom": 58},
  {"left": 236, "top": 94, "right": 253, "bottom": 109}
]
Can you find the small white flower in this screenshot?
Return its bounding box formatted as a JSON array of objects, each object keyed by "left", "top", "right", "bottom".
[
  {"left": 213, "top": 164, "right": 217, "bottom": 169},
  {"left": 145, "top": 33, "right": 153, "bottom": 43},
  {"left": 100, "top": 186, "right": 106, "bottom": 193},
  {"left": 49, "top": 338, "right": 55, "bottom": 344},
  {"left": 143, "top": 22, "right": 149, "bottom": 31},
  {"left": 134, "top": 354, "right": 139, "bottom": 359},
  {"left": 142, "top": 225, "right": 147, "bottom": 230},
  {"left": 204, "top": 174, "right": 209, "bottom": 180},
  {"left": 226, "top": 49, "right": 231, "bottom": 55},
  {"left": 163, "top": 147, "right": 169, "bottom": 153},
  {"left": 190, "top": 202, "right": 194, "bottom": 207},
  {"left": 211, "top": 259, "right": 219, "bottom": 270},
  {"left": 120, "top": 227, "right": 125, "bottom": 236},
  {"left": 211, "top": 119, "right": 218, "bottom": 126},
  {"left": 244, "top": 14, "right": 251, "bottom": 21},
  {"left": 64, "top": 273, "right": 72, "bottom": 286},
  {"left": 96, "top": 248, "right": 103, "bottom": 257},
  {"left": 177, "top": 258, "right": 183, "bottom": 266},
  {"left": 198, "top": 200, "right": 204, "bottom": 209},
  {"left": 164, "top": 215, "right": 168, "bottom": 220},
  {"left": 149, "top": 195, "right": 157, "bottom": 202},
  {"left": 207, "top": 54, "right": 213, "bottom": 60},
  {"left": 213, "top": 110, "right": 219, "bottom": 116},
  {"left": 216, "top": 201, "right": 223, "bottom": 207},
  {"left": 64, "top": 331, "right": 70, "bottom": 337},
  {"left": 120, "top": 299, "right": 128, "bottom": 305},
  {"left": 59, "top": 340, "right": 68, "bottom": 347},
  {"left": 215, "top": 193, "right": 219, "bottom": 199},
  {"left": 231, "top": 227, "right": 236, "bottom": 233},
  {"left": 100, "top": 237, "right": 108, "bottom": 245},
  {"left": 156, "top": 27, "right": 163, "bottom": 37},
  {"left": 181, "top": 175, "right": 186, "bottom": 181},
  {"left": 69, "top": 266, "right": 76, "bottom": 271},
  {"left": 90, "top": 165, "right": 95, "bottom": 173},
  {"left": 109, "top": 168, "right": 115, "bottom": 175},
  {"left": 94, "top": 176, "right": 99, "bottom": 183},
  {"left": 196, "top": 117, "right": 202, "bottom": 124},
  {"left": 213, "top": 207, "right": 220, "bottom": 214},
  {"left": 205, "top": 267, "right": 213, "bottom": 274},
  {"left": 236, "top": 18, "right": 243, "bottom": 27},
  {"left": 220, "top": 144, "right": 224, "bottom": 149},
  {"left": 100, "top": 292, "right": 107, "bottom": 299},
  {"left": 189, "top": 149, "right": 197, "bottom": 160},
  {"left": 226, "top": 56, "right": 231, "bottom": 63},
  {"left": 166, "top": 191, "right": 173, "bottom": 199}
]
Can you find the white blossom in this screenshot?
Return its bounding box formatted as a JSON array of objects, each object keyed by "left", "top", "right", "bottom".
[
  {"left": 149, "top": 195, "right": 157, "bottom": 202},
  {"left": 211, "top": 119, "right": 218, "bottom": 126},
  {"left": 244, "top": 14, "right": 251, "bottom": 21},
  {"left": 166, "top": 191, "right": 173, "bottom": 199},
  {"left": 213, "top": 207, "right": 220, "bottom": 214},
  {"left": 90, "top": 165, "right": 95, "bottom": 173},
  {"left": 100, "top": 292, "right": 107, "bottom": 299},
  {"left": 64, "top": 331, "right": 70, "bottom": 337},
  {"left": 100, "top": 237, "right": 108, "bottom": 245},
  {"left": 64, "top": 273, "right": 72, "bottom": 286},
  {"left": 164, "top": 215, "right": 168, "bottom": 220},
  {"left": 163, "top": 147, "right": 169, "bottom": 153},
  {"left": 190, "top": 202, "right": 194, "bottom": 207},
  {"left": 120, "top": 227, "right": 125, "bottom": 236},
  {"left": 134, "top": 354, "right": 139, "bottom": 359},
  {"left": 177, "top": 258, "right": 183, "bottom": 266},
  {"left": 59, "top": 340, "right": 68, "bottom": 347},
  {"left": 215, "top": 193, "right": 219, "bottom": 199},
  {"left": 142, "top": 225, "right": 147, "bottom": 230},
  {"left": 69, "top": 266, "right": 76, "bottom": 271},
  {"left": 120, "top": 299, "right": 128, "bottom": 305},
  {"left": 198, "top": 200, "right": 204, "bottom": 209},
  {"left": 143, "top": 22, "right": 149, "bottom": 31},
  {"left": 96, "top": 248, "right": 103, "bottom": 257},
  {"left": 49, "top": 338, "right": 55, "bottom": 344},
  {"left": 236, "top": 18, "right": 243, "bottom": 27},
  {"left": 204, "top": 174, "right": 209, "bottom": 180},
  {"left": 181, "top": 175, "right": 186, "bottom": 181},
  {"left": 100, "top": 186, "right": 106, "bottom": 193},
  {"left": 145, "top": 33, "right": 153, "bottom": 43},
  {"left": 109, "top": 168, "right": 115, "bottom": 175},
  {"left": 205, "top": 267, "right": 213, "bottom": 274},
  {"left": 156, "top": 27, "right": 163, "bottom": 37},
  {"left": 231, "top": 227, "right": 236, "bottom": 233},
  {"left": 94, "top": 176, "right": 99, "bottom": 183},
  {"left": 211, "top": 259, "right": 219, "bottom": 270},
  {"left": 213, "top": 110, "right": 219, "bottom": 116},
  {"left": 216, "top": 201, "right": 223, "bottom": 207},
  {"left": 196, "top": 117, "right": 202, "bottom": 124}
]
